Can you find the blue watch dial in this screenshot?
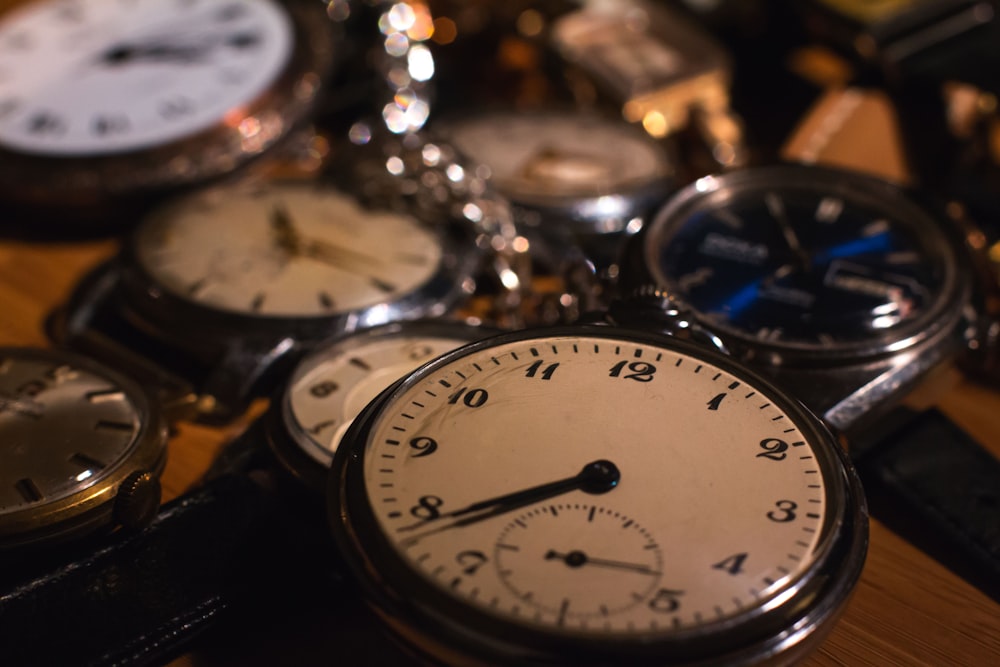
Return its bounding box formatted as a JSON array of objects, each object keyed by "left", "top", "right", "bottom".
[{"left": 645, "top": 169, "right": 955, "bottom": 352}]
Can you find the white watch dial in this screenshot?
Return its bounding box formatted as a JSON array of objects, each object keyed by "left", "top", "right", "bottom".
[
  {"left": 288, "top": 334, "right": 475, "bottom": 466},
  {"left": 133, "top": 182, "right": 444, "bottom": 318},
  {"left": 446, "top": 112, "right": 671, "bottom": 202},
  {"left": 0, "top": 0, "right": 293, "bottom": 156},
  {"left": 360, "top": 334, "right": 832, "bottom": 634}
]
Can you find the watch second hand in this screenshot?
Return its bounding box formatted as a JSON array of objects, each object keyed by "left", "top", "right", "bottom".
[
  {"left": 397, "top": 460, "right": 620, "bottom": 547},
  {"left": 544, "top": 549, "right": 661, "bottom": 576}
]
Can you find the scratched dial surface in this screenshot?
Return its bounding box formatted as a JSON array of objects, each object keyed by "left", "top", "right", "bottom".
[
  {"left": 0, "top": 352, "right": 140, "bottom": 513},
  {"left": 132, "top": 181, "right": 444, "bottom": 318},
  {"left": 344, "top": 329, "right": 841, "bottom": 635},
  {"left": 0, "top": 0, "right": 293, "bottom": 156},
  {"left": 641, "top": 167, "right": 960, "bottom": 353}
]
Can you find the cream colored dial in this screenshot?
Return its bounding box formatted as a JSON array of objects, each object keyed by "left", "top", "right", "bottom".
[
  {"left": 358, "top": 332, "right": 833, "bottom": 634},
  {"left": 0, "top": 0, "right": 293, "bottom": 156},
  {"left": 288, "top": 333, "right": 474, "bottom": 466},
  {"left": 133, "top": 182, "right": 444, "bottom": 318},
  {"left": 445, "top": 112, "right": 671, "bottom": 201}
]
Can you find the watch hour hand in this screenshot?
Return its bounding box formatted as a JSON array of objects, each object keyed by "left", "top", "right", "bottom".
[
  {"left": 269, "top": 202, "right": 302, "bottom": 255},
  {"left": 300, "top": 238, "right": 384, "bottom": 270},
  {"left": 97, "top": 41, "right": 214, "bottom": 66},
  {"left": 397, "top": 460, "right": 620, "bottom": 547}
]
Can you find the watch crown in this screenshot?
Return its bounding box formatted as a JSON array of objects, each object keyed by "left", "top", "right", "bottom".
[{"left": 113, "top": 471, "right": 161, "bottom": 531}]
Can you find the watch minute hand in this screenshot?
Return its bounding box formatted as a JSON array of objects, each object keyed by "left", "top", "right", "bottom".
[
  {"left": 396, "top": 460, "right": 620, "bottom": 546},
  {"left": 98, "top": 41, "right": 214, "bottom": 66}
]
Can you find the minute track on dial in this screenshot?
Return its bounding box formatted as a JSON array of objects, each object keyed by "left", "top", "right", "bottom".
[{"left": 330, "top": 326, "right": 865, "bottom": 665}]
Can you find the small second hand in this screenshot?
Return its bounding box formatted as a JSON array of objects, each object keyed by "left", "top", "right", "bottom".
[{"left": 397, "top": 460, "right": 620, "bottom": 548}]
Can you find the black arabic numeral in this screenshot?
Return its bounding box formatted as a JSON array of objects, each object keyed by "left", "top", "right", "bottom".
[
  {"left": 309, "top": 381, "right": 338, "bottom": 398},
  {"left": 756, "top": 438, "right": 789, "bottom": 461},
  {"left": 409, "top": 436, "right": 438, "bottom": 457},
  {"left": 410, "top": 495, "right": 444, "bottom": 521},
  {"left": 707, "top": 393, "right": 726, "bottom": 410},
  {"left": 456, "top": 550, "right": 488, "bottom": 575},
  {"left": 405, "top": 343, "right": 435, "bottom": 361},
  {"left": 712, "top": 552, "right": 748, "bottom": 575},
  {"left": 447, "top": 387, "right": 488, "bottom": 407},
  {"left": 648, "top": 588, "right": 684, "bottom": 613},
  {"left": 767, "top": 500, "right": 798, "bottom": 523},
  {"left": 609, "top": 360, "right": 656, "bottom": 382},
  {"left": 525, "top": 360, "right": 559, "bottom": 380}
]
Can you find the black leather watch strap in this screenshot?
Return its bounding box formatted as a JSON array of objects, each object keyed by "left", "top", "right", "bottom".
[
  {"left": 0, "top": 473, "right": 328, "bottom": 667},
  {"left": 855, "top": 408, "right": 1000, "bottom": 603}
]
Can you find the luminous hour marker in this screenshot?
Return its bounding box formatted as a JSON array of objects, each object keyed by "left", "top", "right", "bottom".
[
  {"left": 886, "top": 251, "right": 920, "bottom": 264},
  {"left": 85, "top": 389, "right": 125, "bottom": 403},
  {"left": 712, "top": 208, "right": 744, "bottom": 229},
  {"left": 94, "top": 419, "right": 134, "bottom": 433},
  {"left": 69, "top": 452, "right": 106, "bottom": 471},
  {"left": 815, "top": 197, "right": 844, "bottom": 223},
  {"left": 764, "top": 192, "right": 785, "bottom": 220},
  {"left": 861, "top": 219, "right": 890, "bottom": 236}
]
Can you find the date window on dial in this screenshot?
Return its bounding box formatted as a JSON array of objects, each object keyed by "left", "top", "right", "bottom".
[{"left": 824, "top": 260, "right": 926, "bottom": 328}]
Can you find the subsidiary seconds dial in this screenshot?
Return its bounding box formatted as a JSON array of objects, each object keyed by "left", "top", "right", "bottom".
[{"left": 330, "top": 327, "right": 866, "bottom": 665}]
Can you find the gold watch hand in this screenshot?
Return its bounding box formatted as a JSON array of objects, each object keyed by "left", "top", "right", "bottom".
[{"left": 269, "top": 202, "right": 302, "bottom": 254}]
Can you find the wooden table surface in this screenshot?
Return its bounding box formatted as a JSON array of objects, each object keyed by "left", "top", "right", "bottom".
[{"left": 1, "top": 231, "right": 998, "bottom": 665}]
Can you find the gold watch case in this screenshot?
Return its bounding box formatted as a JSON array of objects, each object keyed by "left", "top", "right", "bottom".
[{"left": 0, "top": 347, "right": 168, "bottom": 551}]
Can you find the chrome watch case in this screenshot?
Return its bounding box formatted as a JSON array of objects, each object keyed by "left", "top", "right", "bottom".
[
  {"left": 0, "top": 346, "right": 168, "bottom": 552},
  {"left": 621, "top": 164, "right": 975, "bottom": 438},
  {"left": 328, "top": 325, "right": 867, "bottom": 666},
  {"left": 0, "top": 0, "right": 336, "bottom": 226},
  {"left": 437, "top": 108, "right": 677, "bottom": 274},
  {"left": 51, "top": 177, "right": 483, "bottom": 422}
]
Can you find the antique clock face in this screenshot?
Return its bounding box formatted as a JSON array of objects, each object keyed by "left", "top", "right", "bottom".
[
  {"left": 285, "top": 322, "right": 493, "bottom": 468},
  {"left": 444, "top": 111, "right": 672, "bottom": 203},
  {"left": 131, "top": 181, "right": 446, "bottom": 319},
  {"left": 0, "top": 0, "right": 294, "bottom": 156},
  {"left": 636, "top": 166, "right": 964, "bottom": 357},
  {"left": 330, "top": 327, "right": 866, "bottom": 665}
]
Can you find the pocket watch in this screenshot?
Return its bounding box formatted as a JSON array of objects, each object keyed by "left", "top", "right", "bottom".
[
  {"left": 0, "top": 346, "right": 167, "bottom": 552},
  {"left": 437, "top": 109, "right": 676, "bottom": 312},
  {"left": 328, "top": 325, "right": 867, "bottom": 665},
  {"left": 268, "top": 319, "right": 502, "bottom": 493},
  {"left": 0, "top": 0, "right": 334, "bottom": 226},
  {"left": 621, "top": 163, "right": 973, "bottom": 436},
  {"left": 53, "top": 177, "right": 483, "bottom": 422},
  {"left": 617, "top": 164, "right": 1000, "bottom": 601}
]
